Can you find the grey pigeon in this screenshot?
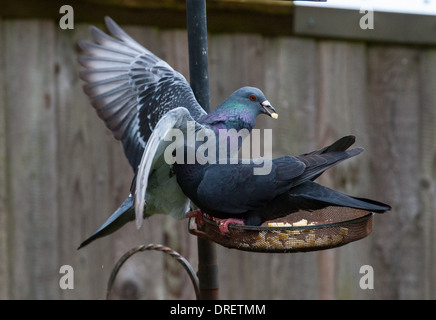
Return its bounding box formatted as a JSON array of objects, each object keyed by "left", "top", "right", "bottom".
[
  {"left": 172, "top": 134, "right": 391, "bottom": 233},
  {"left": 77, "top": 17, "right": 277, "bottom": 248}
]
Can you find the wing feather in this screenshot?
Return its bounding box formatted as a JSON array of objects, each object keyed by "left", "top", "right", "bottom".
[
  {"left": 135, "top": 107, "right": 197, "bottom": 228},
  {"left": 79, "top": 16, "right": 206, "bottom": 171}
]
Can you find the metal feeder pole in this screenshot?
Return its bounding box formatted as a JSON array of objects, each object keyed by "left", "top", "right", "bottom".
[{"left": 186, "top": 0, "right": 219, "bottom": 300}]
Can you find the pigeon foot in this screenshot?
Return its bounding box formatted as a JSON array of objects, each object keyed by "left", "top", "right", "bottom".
[
  {"left": 213, "top": 218, "right": 245, "bottom": 234},
  {"left": 187, "top": 209, "right": 205, "bottom": 227}
]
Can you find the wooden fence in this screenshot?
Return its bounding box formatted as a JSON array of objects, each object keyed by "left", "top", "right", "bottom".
[{"left": 1, "top": 4, "right": 436, "bottom": 299}]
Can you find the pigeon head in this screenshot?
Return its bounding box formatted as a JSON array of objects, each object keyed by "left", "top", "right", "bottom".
[
  {"left": 225, "top": 87, "right": 278, "bottom": 119},
  {"left": 201, "top": 86, "right": 278, "bottom": 131},
  {"left": 219, "top": 87, "right": 278, "bottom": 121}
]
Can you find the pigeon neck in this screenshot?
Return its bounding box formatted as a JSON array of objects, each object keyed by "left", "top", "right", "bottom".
[{"left": 200, "top": 105, "right": 257, "bottom": 132}]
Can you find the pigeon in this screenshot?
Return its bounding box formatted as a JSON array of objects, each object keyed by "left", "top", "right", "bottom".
[
  {"left": 171, "top": 134, "right": 391, "bottom": 233},
  {"left": 77, "top": 17, "right": 277, "bottom": 248}
]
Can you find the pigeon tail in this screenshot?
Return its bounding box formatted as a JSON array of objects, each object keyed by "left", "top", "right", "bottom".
[
  {"left": 292, "top": 147, "right": 364, "bottom": 187},
  {"left": 78, "top": 195, "right": 135, "bottom": 249},
  {"left": 290, "top": 180, "right": 391, "bottom": 213},
  {"left": 303, "top": 135, "right": 356, "bottom": 156}
]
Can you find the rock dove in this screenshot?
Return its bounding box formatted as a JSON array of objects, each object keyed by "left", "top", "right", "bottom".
[
  {"left": 77, "top": 17, "right": 277, "bottom": 248},
  {"left": 171, "top": 134, "right": 391, "bottom": 233}
]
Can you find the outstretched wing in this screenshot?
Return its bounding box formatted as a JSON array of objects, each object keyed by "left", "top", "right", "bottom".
[
  {"left": 78, "top": 16, "right": 206, "bottom": 171},
  {"left": 135, "top": 107, "right": 201, "bottom": 228}
]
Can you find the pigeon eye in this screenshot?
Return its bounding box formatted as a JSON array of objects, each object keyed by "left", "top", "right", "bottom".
[{"left": 249, "top": 95, "right": 257, "bottom": 101}]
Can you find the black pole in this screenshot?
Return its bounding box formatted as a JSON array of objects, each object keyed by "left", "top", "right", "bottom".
[
  {"left": 186, "top": 0, "right": 219, "bottom": 300},
  {"left": 186, "top": 0, "right": 210, "bottom": 111}
]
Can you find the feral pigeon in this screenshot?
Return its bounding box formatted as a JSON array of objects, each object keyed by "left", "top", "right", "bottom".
[
  {"left": 77, "top": 17, "right": 277, "bottom": 248},
  {"left": 171, "top": 134, "right": 391, "bottom": 233}
]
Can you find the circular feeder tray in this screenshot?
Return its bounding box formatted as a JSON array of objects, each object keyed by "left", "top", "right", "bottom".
[{"left": 189, "top": 207, "right": 374, "bottom": 253}]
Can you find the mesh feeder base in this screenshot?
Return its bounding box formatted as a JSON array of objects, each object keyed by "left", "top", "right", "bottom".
[{"left": 188, "top": 207, "right": 374, "bottom": 253}]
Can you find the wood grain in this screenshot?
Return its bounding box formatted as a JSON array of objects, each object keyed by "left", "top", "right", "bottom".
[
  {"left": 419, "top": 49, "right": 436, "bottom": 299},
  {"left": 4, "top": 20, "right": 58, "bottom": 299},
  {"left": 0, "top": 18, "right": 10, "bottom": 300},
  {"left": 367, "top": 46, "right": 422, "bottom": 299}
]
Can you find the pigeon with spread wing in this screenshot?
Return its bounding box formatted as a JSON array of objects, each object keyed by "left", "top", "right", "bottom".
[{"left": 77, "top": 17, "right": 277, "bottom": 248}]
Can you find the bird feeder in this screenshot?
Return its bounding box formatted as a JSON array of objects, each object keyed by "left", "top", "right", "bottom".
[{"left": 188, "top": 208, "right": 374, "bottom": 253}]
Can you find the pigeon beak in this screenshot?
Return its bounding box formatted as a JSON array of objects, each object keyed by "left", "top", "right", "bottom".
[{"left": 260, "top": 100, "right": 278, "bottom": 119}]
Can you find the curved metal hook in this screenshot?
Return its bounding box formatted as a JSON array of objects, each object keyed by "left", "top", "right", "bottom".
[{"left": 106, "top": 243, "right": 200, "bottom": 299}]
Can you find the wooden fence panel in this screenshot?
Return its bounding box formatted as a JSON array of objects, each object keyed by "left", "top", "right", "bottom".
[
  {"left": 3, "top": 20, "right": 58, "bottom": 299},
  {"left": 55, "top": 23, "right": 120, "bottom": 299},
  {"left": 367, "top": 46, "right": 423, "bottom": 299},
  {"left": 419, "top": 49, "right": 436, "bottom": 300},
  {"left": 0, "top": 18, "right": 9, "bottom": 300},
  {"left": 316, "top": 41, "right": 370, "bottom": 299}
]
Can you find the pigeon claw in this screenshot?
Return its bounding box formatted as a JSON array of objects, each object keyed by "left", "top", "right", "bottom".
[
  {"left": 214, "top": 218, "right": 245, "bottom": 234},
  {"left": 187, "top": 209, "right": 206, "bottom": 227}
]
